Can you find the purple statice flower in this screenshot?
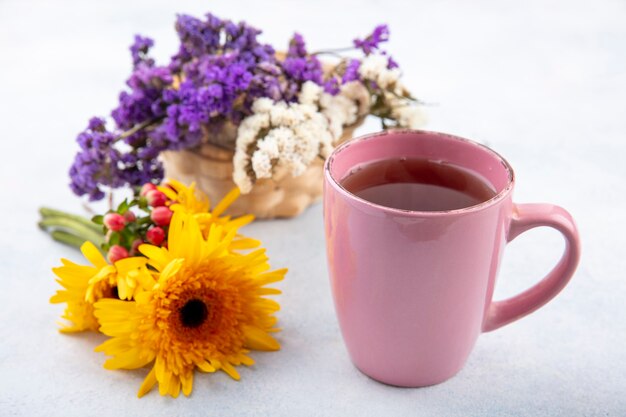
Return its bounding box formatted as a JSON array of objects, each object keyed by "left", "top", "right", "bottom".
[
  {"left": 150, "top": 103, "right": 204, "bottom": 151},
  {"left": 342, "top": 59, "right": 361, "bottom": 83},
  {"left": 170, "top": 12, "right": 244, "bottom": 71},
  {"left": 353, "top": 24, "right": 390, "bottom": 55},
  {"left": 386, "top": 54, "right": 399, "bottom": 69},
  {"left": 224, "top": 20, "right": 262, "bottom": 53},
  {"left": 127, "top": 65, "right": 172, "bottom": 90},
  {"left": 323, "top": 78, "right": 340, "bottom": 95},
  {"left": 145, "top": 84, "right": 207, "bottom": 152},
  {"left": 176, "top": 13, "right": 222, "bottom": 57},
  {"left": 176, "top": 82, "right": 214, "bottom": 133},
  {"left": 69, "top": 118, "right": 124, "bottom": 201},
  {"left": 87, "top": 117, "right": 106, "bottom": 131},
  {"left": 287, "top": 33, "right": 307, "bottom": 58},
  {"left": 282, "top": 56, "right": 323, "bottom": 85},
  {"left": 281, "top": 32, "right": 327, "bottom": 98},
  {"left": 154, "top": 51, "right": 263, "bottom": 147},
  {"left": 112, "top": 90, "right": 155, "bottom": 130},
  {"left": 130, "top": 35, "right": 155, "bottom": 68},
  {"left": 112, "top": 64, "right": 172, "bottom": 133},
  {"left": 118, "top": 151, "right": 163, "bottom": 187}
]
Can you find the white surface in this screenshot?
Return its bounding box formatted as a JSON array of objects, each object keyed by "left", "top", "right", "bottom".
[{"left": 1, "top": 0, "right": 625, "bottom": 415}]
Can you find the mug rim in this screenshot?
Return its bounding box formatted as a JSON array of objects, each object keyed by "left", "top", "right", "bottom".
[{"left": 324, "top": 129, "right": 515, "bottom": 216}]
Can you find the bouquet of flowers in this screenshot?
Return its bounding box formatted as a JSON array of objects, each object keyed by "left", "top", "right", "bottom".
[
  {"left": 44, "top": 179, "right": 287, "bottom": 398},
  {"left": 69, "top": 11, "right": 424, "bottom": 217}
]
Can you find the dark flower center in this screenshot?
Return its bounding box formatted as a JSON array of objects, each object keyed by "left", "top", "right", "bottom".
[{"left": 179, "top": 299, "right": 209, "bottom": 328}]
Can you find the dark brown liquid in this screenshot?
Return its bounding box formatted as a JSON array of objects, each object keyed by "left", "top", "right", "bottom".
[{"left": 340, "top": 158, "right": 496, "bottom": 211}]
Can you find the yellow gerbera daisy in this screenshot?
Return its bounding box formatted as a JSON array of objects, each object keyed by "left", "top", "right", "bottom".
[
  {"left": 158, "top": 179, "right": 258, "bottom": 250},
  {"left": 93, "top": 212, "right": 286, "bottom": 398},
  {"left": 50, "top": 241, "right": 153, "bottom": 332}
]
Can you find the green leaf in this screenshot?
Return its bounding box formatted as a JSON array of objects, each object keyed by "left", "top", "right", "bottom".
[
  {"left": 121, "top": 228, "right": 134, "bottom": 245},
  {"left": 118, "top": 199, "right": 129, "bottom": 214},
  {"left": 137, "top": 216, "right": 152, "bottom": 225},
  {"left": 91, "top": 215, "right": 104, "bottom": 225},
  {"left": 109, "top": 232, "right": 121, "bottom": 246}
]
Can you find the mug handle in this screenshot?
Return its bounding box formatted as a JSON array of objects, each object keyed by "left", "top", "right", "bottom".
[{"left": 482, "top": 203, "right": 581, "bottom": 332}]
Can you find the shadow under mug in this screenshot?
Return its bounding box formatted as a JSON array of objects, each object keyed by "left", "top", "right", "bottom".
[{"left": 323, "top": 130, "right": 581, "bottom": 387}]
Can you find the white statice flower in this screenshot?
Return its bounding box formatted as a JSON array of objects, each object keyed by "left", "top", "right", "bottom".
[
  {"left": 391, "top": 104, "right": 427, "bottom": 129},
  {"left": 291, "top": 116, "right": 325, "bottom": 162},
  {"left": 251, "top": 97, "right": 274, "bottom": 114},
  {"left": 233, "top": 111, "right": 272, "bottom": 193},
  {"left": 320, "top": 93, "right": 358, "bottom": 141},
  {"left": 270, "top": 126, "right": 307, "bottom": 177},
  {"left": 338, "top": 81, "right": 371, "bottom": 117},
  {"left": 256, "top": 135, "right": 280, "bottom": 159},
  {"left": 233, "top": 98, "right": 335, "bottom": 193},
  {"left": 235, "top": 113, "right": 270, "bottom": 152},
  {"left": 377, "top": 67, "right": 401, "bottom": 89},
  {"left": 295, "top": 117, "right": 334, "bottom": 159},
  {"left": 383, "top": 85, "right": 426, "bottom": 129},
  {"left": 233, "top": 152, "right": 254, "bottom": 193},
  {"left": 297, "top": 102, "right": 320, "bottom": 119},
  {"left": 268, "top": 101, "right": 287, "bottom": 125},
  {"left": 298, "top": 81, "right": 324, "bottom": 105},
  {"left": 270, "top": 102, "right": 306, "bottom": 127},
  {"left": 359, "top": 54, "right": 388, "bottom": 80},
  {"left": 359, "top": 54, "right": 401, "bottom": 89},
  {"left": 251, "top": 152, "right": 273, "bottom": 179}
]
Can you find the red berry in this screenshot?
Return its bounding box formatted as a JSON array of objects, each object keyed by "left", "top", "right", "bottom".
[
  {"left": 140, "top": 183, "right": 157, "bottom": 197},
  {"left": 146, "top": 190, "right": 167, "bottom": 207},
  {"left": 151, "top": 206, "right": 173, "bottom": 226},
  {"left": 123, "top": 211, "right": 136, "bottom": 223},
  {"left": 130, "top": 239, "right": 143, "bottom": 256},
  {"left": 103, "top": 213, "right": 126, "bottom": 232},
  {"left": 107, "top": 245, "right": 129, "bottom": 263},
  {"left": 146, "top": 227, "right": 166, "bottom": 246}
]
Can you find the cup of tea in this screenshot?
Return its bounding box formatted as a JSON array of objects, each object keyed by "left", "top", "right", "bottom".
[{"left": 323, "top": 130, "right": 581, "bottom": 387}]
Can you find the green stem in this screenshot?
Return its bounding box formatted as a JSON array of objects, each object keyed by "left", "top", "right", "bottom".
[
  {"left": 116, "top": 118, "right": 160, "bottom": 141},
  {"left": 387, "top": 89, "right": 425, "bottom": 104},
  {"left": 50, "top": 230, "right": 89, "bottom": 249},
  {"left": 38, "top": 217, "right": 104, "bottom": 247},
  {"left": 311, "top": 46, "right": 355, "bottom": 56},
  {"left": 39, "top": 207, "right": 101, "bottom": 233}
]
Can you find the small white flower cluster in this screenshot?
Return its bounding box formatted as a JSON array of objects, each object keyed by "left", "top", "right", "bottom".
[
  {"left": 233, "top": 81, "right": 364, "bottom": 193},
  {"left": 300, "top": 81, "right": 361, "bottom": 148},
  {"left": 359, "top": 54, "right": 402, "bottom": 89},
  {"left": 233, "top": 81, "right": 366, "bottom": 193},
  {"left": 358, "top": 54, "right": 425, "bottom": 129}
]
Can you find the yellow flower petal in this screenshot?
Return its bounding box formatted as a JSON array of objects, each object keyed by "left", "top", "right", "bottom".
[
  {"left": 181, "top": 373, "right": 193, "bottom": 397},
  {"left": 220, "top": 362, "right": 240, "bottom": 381},
  {"left": 255, "top": 269, "right": 288, "bottom": 285},
  {"left": 243, "top": 325, "right": 281, "bottom": 351},
  {"left": 138, "top": 244, "right": 171, "bottom": 272},
  {"left": 211, "top": 187, "right": 240, "bottom": 218},
  {"left": 158, "top": 259, "right": 184, "bottom": 284},
  {"left": 138, "top": 368, "right": 157, "bottom": 398},
  {"left": 81, "top": 241, "right": 107, "bottom": 268},
  {"left": 196, "top": 360, "right": 216, "bottom": 373}
]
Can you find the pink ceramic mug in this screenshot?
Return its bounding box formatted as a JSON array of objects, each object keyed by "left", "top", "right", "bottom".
[{"left": 323, "top": 130, "right": 581, "bottom": 387}]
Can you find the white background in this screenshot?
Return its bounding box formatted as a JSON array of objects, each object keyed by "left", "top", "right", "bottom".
[{"left": 0, "top": 0, "right": 625, "bottom": 415}]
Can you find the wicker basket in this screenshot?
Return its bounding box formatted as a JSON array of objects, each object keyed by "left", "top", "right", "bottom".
[{"left": 161, "top": 118, "right": 364, "bottom": 219}]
